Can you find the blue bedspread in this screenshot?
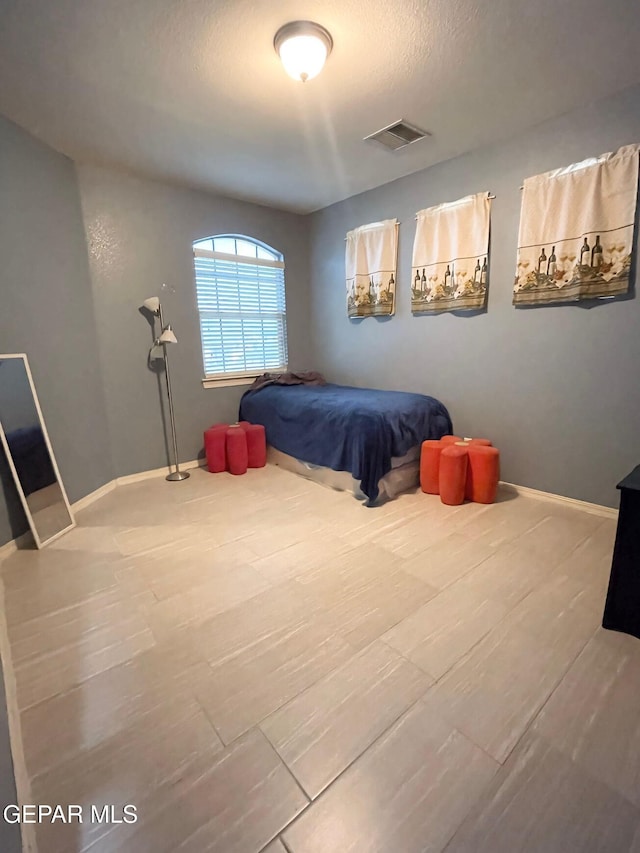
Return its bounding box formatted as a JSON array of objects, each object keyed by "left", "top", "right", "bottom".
[{"left": 239, "top": 383, "right": 452, "bottom": 502}]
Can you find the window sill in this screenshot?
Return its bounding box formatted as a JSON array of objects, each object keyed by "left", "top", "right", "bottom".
[{"left": 202, "top": 376, "right": 257, "bottom": 389}]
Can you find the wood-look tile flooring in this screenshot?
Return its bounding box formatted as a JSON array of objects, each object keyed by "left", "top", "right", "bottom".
[{"left": 1, "top": 465, "right": 637, "bottom": 852}]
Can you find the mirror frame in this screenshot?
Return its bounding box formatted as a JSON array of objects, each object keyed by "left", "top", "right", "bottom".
[{"left": 0, "top": 353, "right": 75, "bottom": 548}]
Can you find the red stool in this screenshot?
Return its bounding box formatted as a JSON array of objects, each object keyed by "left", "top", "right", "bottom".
[
  {"left": 440, "top": 435, "right": 463, "bottom": 446},
  {"left": 226, "top": 426, "right": 248, "bottom": 475},
  {"left": 204, "top": 425, "right": 228, "bottom": 473},
  {"left": 466, "top": 445, "right": 500, "bottom": 504},
  {"left": 237, "top": 421, "right": 252, "bottom": 431},
  {"left": 420, "top": 440, "right": 444, "bottom": 494},
  {"left": 245, "top": 424, "right": 266, "bottom": 468},
  {"left": 439, "top": 446, "right": 468, "bottom": 506}
]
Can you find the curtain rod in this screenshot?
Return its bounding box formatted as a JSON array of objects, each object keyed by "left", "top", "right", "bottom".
[
  {"left": 345, "top": 221, "right": 400, "bottom": 241},
  {"left": 344, "top": 193, "right": 498, "bottom": 237},
  {"left": 414, "top": 192, "right": 496, "bottom": 219}
]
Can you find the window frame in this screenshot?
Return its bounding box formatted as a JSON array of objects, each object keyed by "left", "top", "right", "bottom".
[{"left": 192, "top": 235, "right": 288, "bottom": 388}]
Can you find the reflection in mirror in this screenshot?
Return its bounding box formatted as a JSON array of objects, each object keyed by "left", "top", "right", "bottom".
[{"left": 0, "top": 354, "right": 74, "bottom": 547}]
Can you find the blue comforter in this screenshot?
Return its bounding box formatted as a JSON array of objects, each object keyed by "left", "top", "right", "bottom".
[{"left": 239, "top": 383, "right": 452, "bottom": 502}]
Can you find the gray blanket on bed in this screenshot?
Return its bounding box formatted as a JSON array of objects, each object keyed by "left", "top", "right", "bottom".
[{"left": 248, "top": 371, "right": 327, "bottom": 392}]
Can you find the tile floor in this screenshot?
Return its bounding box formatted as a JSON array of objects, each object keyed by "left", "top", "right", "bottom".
[{"left": 0, "top": 464, "right": 638, "bottom": 852}]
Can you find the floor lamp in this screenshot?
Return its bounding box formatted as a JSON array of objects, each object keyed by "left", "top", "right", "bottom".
[{"left": 142, "top": 296, "right": 190, "bottom": 482}]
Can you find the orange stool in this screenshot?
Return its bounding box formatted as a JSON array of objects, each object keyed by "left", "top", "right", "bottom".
[
  {"left": 440, "top": 435, "right": 463, "bottom": 446},
  {"left": 226, "top": 426, "right": 248, "bottom": 475},
  {"left": 439, "top": 446, "right": 468, "bottom": 506},
  {"left": 453, "top": 441, "right": 471, "bottom": 496},
  {"left": 204, "top": 426, "right": 228, "bottom": 473},
  {"left": 466, "top": 445, "right": 500, "bottom": 504},
  {"left": 420, "top": 440, "right": 444, "bottom": 494},
  {"left": 246, "top": 424, "right": 266, "bottom": 468}
]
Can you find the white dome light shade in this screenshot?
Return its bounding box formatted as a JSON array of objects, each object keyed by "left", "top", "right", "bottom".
[
  {"left": 142, "top": 296, "right": 160, "bottom": 314},
  {"left": 159, "top": 326, "right": 178, "bottom": 344},
  {"left": 278, "top": 35, "right": 327, "bottom": 82},
  {"left": 274, "top": 22, "right": 333, "bottom": 83}
]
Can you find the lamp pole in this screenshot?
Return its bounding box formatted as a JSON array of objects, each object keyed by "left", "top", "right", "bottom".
[{"left": 158, "top": 303, "right": 189, "bottom": 482}]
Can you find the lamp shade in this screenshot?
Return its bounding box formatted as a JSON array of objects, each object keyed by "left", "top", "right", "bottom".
[
  {"left": 159, "top": 326, "right": 178, "bottom": 344},
  {"left": 142, "top": 296, "right": 161, "bottom": 314},
  {"left": 274, "top": 21, "right": 333, "bottom": 82}
]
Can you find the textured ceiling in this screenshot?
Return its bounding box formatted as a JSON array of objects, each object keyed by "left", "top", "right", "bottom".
[{"left": 1, "top": 0, "right": 640, "bottom": 212}]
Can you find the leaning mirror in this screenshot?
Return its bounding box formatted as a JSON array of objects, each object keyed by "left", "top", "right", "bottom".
[{"left": 0, "top": 354, "right": 74, "bottom": 547}]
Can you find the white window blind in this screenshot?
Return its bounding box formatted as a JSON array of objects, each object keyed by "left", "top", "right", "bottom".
[{"left": 193, "top": 240, "right": 288, "bottom": 379}]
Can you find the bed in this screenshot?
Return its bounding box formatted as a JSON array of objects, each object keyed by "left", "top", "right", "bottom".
[{"left": 239, "top": 382, "right": 452, "bottom": 503}]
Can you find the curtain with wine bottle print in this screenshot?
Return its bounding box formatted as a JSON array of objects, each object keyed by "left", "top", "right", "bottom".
[
  {"left": 513, "top": 144, "right": 640, "bottom": 306},
  {"left": 411, "top": 193, "right": 492, "bottom": 314},
  {"left": 346, "top": 220, "right": 398, "bottom": 317}
]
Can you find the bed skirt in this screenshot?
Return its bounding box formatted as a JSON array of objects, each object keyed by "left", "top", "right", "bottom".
[{"left": 267, "top": 445, "right": 420, "bottom": 504}]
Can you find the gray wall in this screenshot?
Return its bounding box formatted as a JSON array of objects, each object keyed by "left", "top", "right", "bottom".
[
  {"left": 0, "top": 117, "right": 113, "bottom": 546},
  {"left": 309, "top": 84, "right": 640, "bottom": 508},
  {"left": 77, "top": 165, "right": 311, "bottom": 478}
]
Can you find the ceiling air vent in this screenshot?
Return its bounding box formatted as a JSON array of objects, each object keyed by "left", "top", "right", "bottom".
[{"left": 364, "top": 120, "right": 430, "bottom": 152}]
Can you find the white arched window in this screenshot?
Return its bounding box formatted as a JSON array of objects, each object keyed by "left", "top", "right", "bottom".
[{"left": 193, "top": 235, "right": 288, "bottom": 383}]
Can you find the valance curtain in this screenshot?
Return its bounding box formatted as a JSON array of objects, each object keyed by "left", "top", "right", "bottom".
[
  {"left": 513, "top": 144, "right": 640, "bottom": 305},
  {"left": 346, "top": 219, "right": 398, "bottom": 317},
  {"left": 411, "top": 192, "right": 492, "bottom": 314}
]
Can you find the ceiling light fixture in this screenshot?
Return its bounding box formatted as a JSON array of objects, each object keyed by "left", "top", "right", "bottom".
[{"left": 274, "top": 21, "right": 333, "bottom": 83}]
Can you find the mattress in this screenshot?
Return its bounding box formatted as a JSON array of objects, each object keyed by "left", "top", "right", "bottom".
[{"left": 267, "top": 444, "right": 421, "bottom": 504}]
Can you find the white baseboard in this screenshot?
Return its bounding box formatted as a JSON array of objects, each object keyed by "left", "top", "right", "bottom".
[
  {"left": 0, "top": 531, "right": 31, "bottom": 560},
  {"left": 71, "top": 480, "right": 116, "bottom": 512},
  {"left": 116, "top": 465, "right": 174, "bottom": 486},
  {"left": 115, "top": 457, "right": 205, "bottom": 487},
  {"left": 500, "top": 481, "right": 618, "bottom": 519},
  {"left": 71, "top": 458, "right": 206, "bottom": 498}
]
